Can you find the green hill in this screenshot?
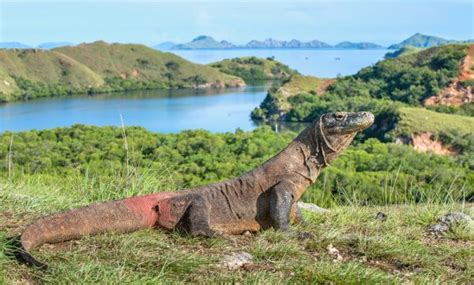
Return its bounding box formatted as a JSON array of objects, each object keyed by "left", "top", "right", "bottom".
[
  {"left": 0, "top": 49, "right": 104, "bottom": 101},
  {"left": 0, "top": 41, "right": 245, "bottom": 102},
  {"left": 388, "top": 33, "right": 457, "bottom": 49},
  {"left": 209, "top": 56, "right": 298, "bottom": 82}
]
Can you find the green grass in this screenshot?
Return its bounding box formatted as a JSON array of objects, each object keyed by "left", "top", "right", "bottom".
[
  {"left": 394, "top": 107, "right": 474, "bottom": 137},
  {"left": 0, "top": 171, "right": 472, "bottom": 284}
]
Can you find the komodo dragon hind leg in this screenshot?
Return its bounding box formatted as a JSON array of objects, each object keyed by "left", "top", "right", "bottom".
[{"left": 179, "top": 194, "right": 216, "bottom": 237}]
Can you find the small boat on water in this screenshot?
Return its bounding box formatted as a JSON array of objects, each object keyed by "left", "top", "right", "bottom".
[{"left": 334, "top": 57, "right": 341, "bottom": 60}]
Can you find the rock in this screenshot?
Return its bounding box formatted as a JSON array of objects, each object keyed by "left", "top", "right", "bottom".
[
  {"left": 327, "top": 244, "right": 343, "bottom": 261},
  {"left": 375, "top": 212, "right": 387, "bottom": 222},
  {"left": 439, "top": 212, "right": 472, "bottom": 224},
  {"left": 428, "top": 223, "right": 450, "bottom": 234},
  {"left": 297, "top": 202, "right": 329, "bottom": 214},
  {"left": 297, "top": 231, "right": 315, "bottom": 240},
  {"left": 428, "top": 212, "right": 472, "bottom": 234},
  {"left": 220, "top": 251, "right": 253, "bottom": 270},
  {"left": 242, "top": 230, "right": 252, "bottom": 237}
]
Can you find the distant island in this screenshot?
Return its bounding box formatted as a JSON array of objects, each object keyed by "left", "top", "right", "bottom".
[
  {"left": 0, "top": 41, "right": 75, "bottom": 49},
  {"left": 3, "top": 33, "right": 472, "bottom": 52},
  {"left": 0, "top": 42, "right": 32, "bottom": 49},
  {"left": 153, "top": 33, "right": 472, "bottom": 51},
  {"left": 153, "top": 35, "right": 384, "bottom": 50}
]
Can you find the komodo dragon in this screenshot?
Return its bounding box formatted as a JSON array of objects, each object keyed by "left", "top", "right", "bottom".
[{"left": 15, "top": 111, "right": 374, "bottom": 268}]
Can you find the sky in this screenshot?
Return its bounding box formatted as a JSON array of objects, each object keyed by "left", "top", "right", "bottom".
[{"left": 0, "top": 0, "right": 472, "bottom": 46}]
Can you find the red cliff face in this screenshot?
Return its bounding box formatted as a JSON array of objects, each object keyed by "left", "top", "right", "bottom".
[
  {"left": 396, "top": 132, "right": 457, "bottom": 156},
  {"left": 424, "top": 45, "right": 474, "bottom": 107}
]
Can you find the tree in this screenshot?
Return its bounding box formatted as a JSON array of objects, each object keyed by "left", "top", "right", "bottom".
[
  {"left": 165, "top": 61, "right": 180, "bottom": 72},
  {"left": 188, "top": 75, "right": 207, "bottom": 88}
]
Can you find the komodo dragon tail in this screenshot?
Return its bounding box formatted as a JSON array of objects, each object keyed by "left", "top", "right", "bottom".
[{"left": 15, "top": 192, "right": 178, "bottom": 269}]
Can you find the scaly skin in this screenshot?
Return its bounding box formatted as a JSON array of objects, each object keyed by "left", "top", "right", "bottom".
[{"left": 17, "top": 111, "right": 374, "bottom": 268}]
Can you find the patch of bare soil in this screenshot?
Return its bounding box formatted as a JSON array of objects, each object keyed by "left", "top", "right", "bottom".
[
  {"left": 396, "top": 132, "right": 457, "bottom": 156},
  {"left": 424, "top": 45, "right": 474, "bottom": 107},
  {"left": 422, "top": 236, "right": 472, "bottom": 249},
  {"left": 241, "top": 262, "right": 276, "bottom": 272},
  {"left": 317, "top": 79, "right": 336, "bottom": 95},
  {"left": 410, "top": 132, "right": 457, "bottom": 156}
]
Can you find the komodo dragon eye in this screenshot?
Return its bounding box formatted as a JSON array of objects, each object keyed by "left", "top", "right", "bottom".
[{"left": 334, "top": 112, "right": 347, "bottom": 121}]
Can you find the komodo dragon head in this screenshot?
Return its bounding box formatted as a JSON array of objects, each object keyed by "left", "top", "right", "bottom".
[{"left": 311, "top": 111, "right": 374, "bottom": 165}]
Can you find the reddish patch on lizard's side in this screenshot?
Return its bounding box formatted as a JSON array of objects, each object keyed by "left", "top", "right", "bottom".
[{"left": 123, "top": 192, "right": 179, "bottom": 228}]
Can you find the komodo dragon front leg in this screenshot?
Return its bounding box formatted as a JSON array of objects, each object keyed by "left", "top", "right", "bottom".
[
  {"left": 269, "top": 180, "right": 313, "bottom": 239},
  {"left": 269, "top": 180, "right": 298, "bottom": 231}
]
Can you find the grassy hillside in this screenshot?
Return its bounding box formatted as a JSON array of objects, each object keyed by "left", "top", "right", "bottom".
[
  {"left": 0, "top": 41, "right": 245, "bottom": 102},
  {"left": 209, "top": 56, "right": 298, "bottom": 82},
  {"left": 1, "top": 173, "right": 472, "bottom": 283},
  {"left": 393, "top": 107, "right": 474, "bottom": 138},
  {"left": 384, "top": 45, "right": 423, "bottom": 59},
  {"left": 0, "top": 49, "right": 104, "bottom": 101}
]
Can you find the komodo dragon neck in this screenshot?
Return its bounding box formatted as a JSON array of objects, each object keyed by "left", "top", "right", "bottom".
[{"left": 223, "top": 118, "right": 339, "bottom": 195}]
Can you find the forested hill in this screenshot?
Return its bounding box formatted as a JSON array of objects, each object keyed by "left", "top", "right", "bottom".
[
  {"left": 0, "top": 41, "right": 245, "bottom": 102},
  {"left": 253, "top": 44, "right": 472, "bottom": 121},
  {"left": 209, "top": 56, "right": 298, "bottom": 82}
]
